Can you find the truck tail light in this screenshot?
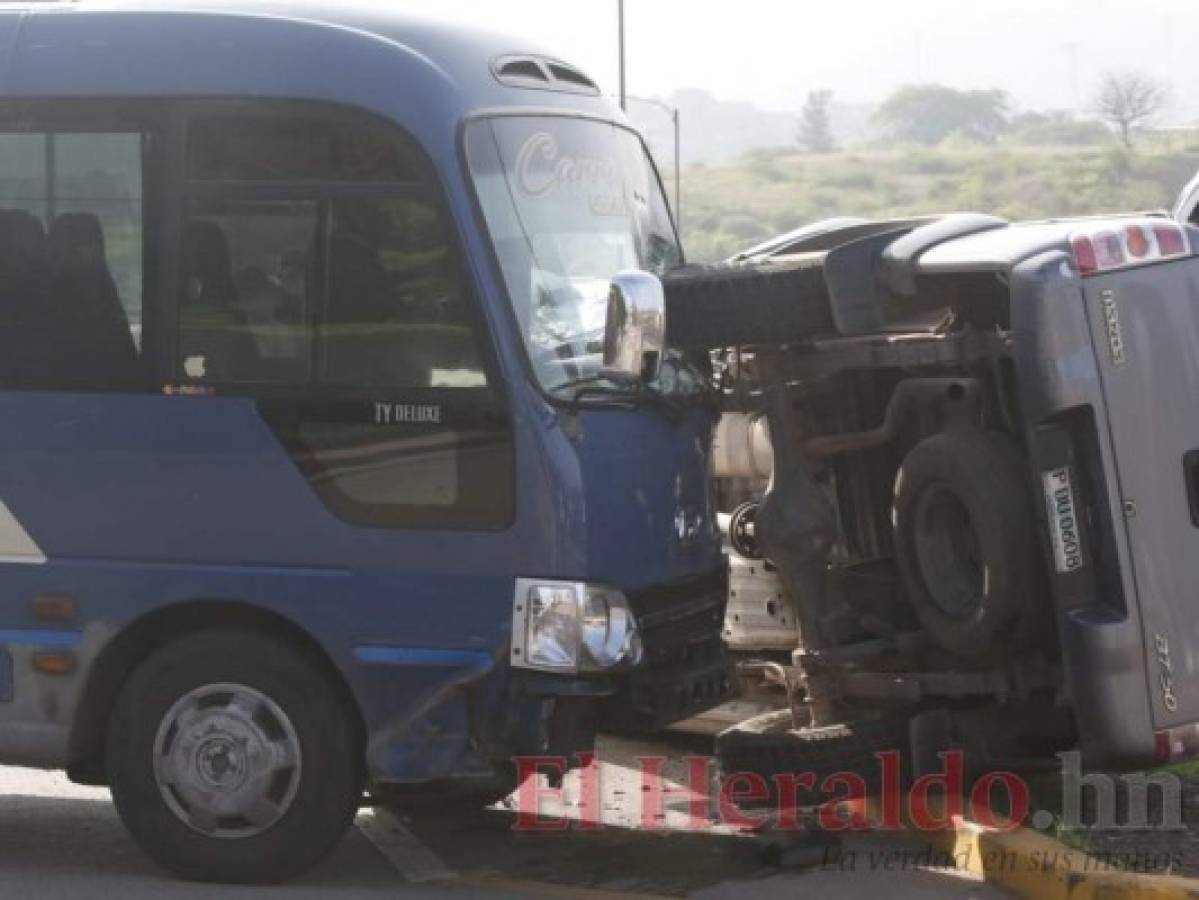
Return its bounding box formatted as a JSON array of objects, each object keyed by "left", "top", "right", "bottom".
[
  {"left": 1070, "top": 219, "right": 1192, "bottom": 276},
  {"left": 1154, "top": 223, "right": 1189, "bottom": 256},
  {"left": 1154, "top": 723, "right": 1199, "bottom": 763}
]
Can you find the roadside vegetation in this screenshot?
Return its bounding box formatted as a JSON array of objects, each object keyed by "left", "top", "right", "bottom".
[
  {"left": 680, "top": 135, "right": 1199, "bottom": 263},
  {"left": 677, "top": 79, "right": 1199, "bottom": 263}
]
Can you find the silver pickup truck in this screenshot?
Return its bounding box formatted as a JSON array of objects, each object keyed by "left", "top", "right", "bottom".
[{"left": 649, "top": 208, "right": 1199, "bottom": 789}]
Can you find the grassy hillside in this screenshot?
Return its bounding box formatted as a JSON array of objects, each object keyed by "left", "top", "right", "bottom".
[{"left": 677, "top": 135, "right": 1199, "bottom": 263}]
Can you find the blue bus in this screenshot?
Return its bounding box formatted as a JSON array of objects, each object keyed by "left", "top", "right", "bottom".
[{"left": 0, "top": 1, "right": 727, "bottom": 882}]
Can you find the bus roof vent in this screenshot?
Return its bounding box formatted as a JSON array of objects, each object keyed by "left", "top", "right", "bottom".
[
  {"left": 546, "top": 62, "right": 600, "bottom": 94},
  {"left": 494, "top": 56, "right": 600, "bottom": 95},
  {"left": 495, "top": 57, "right": 551, "bottom": 86}
]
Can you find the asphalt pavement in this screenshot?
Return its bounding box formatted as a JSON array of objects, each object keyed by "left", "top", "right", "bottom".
[{"left": 0, "top": 735, "right": 1007, "bottom": 898}]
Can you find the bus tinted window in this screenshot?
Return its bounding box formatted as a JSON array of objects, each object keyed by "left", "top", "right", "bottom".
[
  {"left": 179, "top": 109, "right": 511, "bottom": 531},
  {"left": 321, "top": 197, "right": 485, "bottom": 389},
  {"left": 189, "top": 116, "right": 420, "bottom": 182},
  {"left": 179, "top": 200, "right": 318, "bottom": 384},
  {"left": 0, "top": 131, "right": 143, "bottom": 391},
  {"left": 177, "top": 194, "right": 485, "bottom": 388}
]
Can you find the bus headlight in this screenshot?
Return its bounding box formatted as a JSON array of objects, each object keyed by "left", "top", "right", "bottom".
[{"left": 511, "top": 579, "right": 642, "bottom": 674}]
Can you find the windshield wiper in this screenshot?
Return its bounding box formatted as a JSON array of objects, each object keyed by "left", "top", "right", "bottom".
[
  {"left": 551, "top": 375, "right": 697, "bottom": 421},
  {"left": 550, "top": 374, "right": 639, "bottom": 403}
]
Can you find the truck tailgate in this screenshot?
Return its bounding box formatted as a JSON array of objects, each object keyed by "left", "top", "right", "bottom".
[{"left": 1085, "top": 258, "right": 1199, "bottom": 729}]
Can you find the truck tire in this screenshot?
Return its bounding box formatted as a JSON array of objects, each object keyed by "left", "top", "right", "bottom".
[
  {"left": 716, "top": 707, "right": 909, "bottom": 804},
  {"left": 107, "top": 630, "right": 361, "bottom": 884},
  {"left": 908, "top": 709, "right": 955, "bottom": 779},
  {"left": 663, "top": 259, "right": 834, "bottom": 350},
  {"left": 893, "top": 429, "right": 1049, "bottom": 663}
]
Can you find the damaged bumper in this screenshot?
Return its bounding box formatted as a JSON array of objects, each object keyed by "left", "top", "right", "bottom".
[
  {"left": 362, "top": 568, "right": 731, "bottom": 785},
  {"left": 602, "top": 569, "right": 733, "bottom": 733}
]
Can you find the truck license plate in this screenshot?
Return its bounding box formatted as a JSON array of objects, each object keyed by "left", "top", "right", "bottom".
[{"left": 1043, "top": 467, "right": 1085, "bottom": 574}]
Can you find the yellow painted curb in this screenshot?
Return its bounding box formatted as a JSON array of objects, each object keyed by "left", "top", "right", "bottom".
[{"left": 918, "top": 814, "right": 1199, "bottom": 900}]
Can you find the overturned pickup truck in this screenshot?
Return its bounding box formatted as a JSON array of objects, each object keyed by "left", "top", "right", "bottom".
[{"left": 641, "top": 212, "right": 1199, "bottom": 785}]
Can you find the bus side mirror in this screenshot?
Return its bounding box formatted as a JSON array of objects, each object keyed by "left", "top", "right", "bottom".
[{"left": 602, "top": 270, "right": 667, "bottom": 383}]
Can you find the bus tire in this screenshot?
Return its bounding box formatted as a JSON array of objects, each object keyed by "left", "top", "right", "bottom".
[
  {"left": 107, "top": 630, "right": 361, "bottom": 884},
  {"left": 893, "top": 429, "right": 1049, "bottom": 663}
]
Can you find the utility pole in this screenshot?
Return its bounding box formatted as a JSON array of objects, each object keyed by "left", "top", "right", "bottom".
[
  {"left": 672, "top": 105, "right": 680, "bottom": 229},
  {"left": 618, "top": 0, "right": 627, "bottom": 111},
  {"left": 613, "top": 4, "right": 680, "bottom": 231}
]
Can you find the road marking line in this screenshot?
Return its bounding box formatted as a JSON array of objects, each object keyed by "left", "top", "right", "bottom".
[
  {"left": 355, "top": 808, "right": 457, "bottom": 884},
  {"left": 356, "top": 808, "right": 667, "bottom": 899}
]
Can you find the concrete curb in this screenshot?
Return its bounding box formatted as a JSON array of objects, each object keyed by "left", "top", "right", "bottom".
[{"left": 918, "top": 814, "right": 1199, "bottom": 899}]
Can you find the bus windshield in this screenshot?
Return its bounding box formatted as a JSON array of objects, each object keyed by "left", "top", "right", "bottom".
[{"left": 466, "top": 116, "right": 681, "bottom": 396}]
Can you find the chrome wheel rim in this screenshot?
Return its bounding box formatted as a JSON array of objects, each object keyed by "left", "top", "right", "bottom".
[{"left": 153, "top": 683, "right": 302, "bottom": 840}]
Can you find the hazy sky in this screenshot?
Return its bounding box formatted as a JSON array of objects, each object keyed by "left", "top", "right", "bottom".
[{"left": 418, "top": 0, "right": 1198, "bottom": 120}]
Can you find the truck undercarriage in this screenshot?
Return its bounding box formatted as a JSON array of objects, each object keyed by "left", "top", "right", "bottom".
[{"left": 664, "top": 215, "right": 1087, "bottom": 784}]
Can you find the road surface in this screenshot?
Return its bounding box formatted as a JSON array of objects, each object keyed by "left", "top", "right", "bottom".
[{"left": 0, "top": 734, "right": 1006, "bottom": 898}]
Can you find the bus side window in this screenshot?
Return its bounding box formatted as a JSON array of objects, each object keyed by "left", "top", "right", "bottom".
[
  {"left": 178, "top": 201, "right": 318, "bottom": 384},
  {"left": 0, "top": 131, "right": 145, "bottom": 392},
  {"left": 320, "top": 196, "right": 486, "bottom": 389},
  {"left": 178, "top": 117, "right": 488, "bottom": 390},
  {"left": 179, "top": 108, "right": 512, "bottom": 530}
]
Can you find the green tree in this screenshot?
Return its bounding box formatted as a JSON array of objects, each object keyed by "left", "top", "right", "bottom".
[
  {"left": 874, "top": 84, "right": 1010, "bottom": 145},
  {"left": 798, "top": 89, "right": 836, "bottom": 154}
]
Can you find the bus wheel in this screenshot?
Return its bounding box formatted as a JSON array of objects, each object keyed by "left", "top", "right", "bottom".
[
  {"left": 107, "top": 630, "right": 361, "bottom": 884},
  {"left": 893, "top": 429, "right": 1048, "bottom": 663}
]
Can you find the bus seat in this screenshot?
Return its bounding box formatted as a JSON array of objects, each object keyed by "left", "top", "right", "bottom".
[
  {"left": 0, "top": 210, "right": 54, "bottom": 387},
  {"left": 0, "top": 209, "right": 49, "bottom": 270},
  {"left": 179, "top": 220, "right": 261, "bottom": 383},
  {"left": 0, "top": 209, "right": 50, "bottom": 306},
  {"left": 326, "top": 229, "right": 390, "bottom": 325},
  {"left": 47, "top": 212, "right": 139, "bottom": 390}
]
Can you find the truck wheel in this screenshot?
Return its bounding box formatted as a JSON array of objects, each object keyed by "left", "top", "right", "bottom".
[
  {"left": 908, "top": 709, "right": 955, "bottom": 779},
  {"left": 716, "top": 708, "right": 909, "bottom": 804},
  {"left": 662, "top": 259, "right": 834, "bottom": 350},
  {"left": 893, "top": 429, "right": 1049, "bottom": 663},
  {"left": 107, "top": 630, "right": 361, "bottom": 884}
]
